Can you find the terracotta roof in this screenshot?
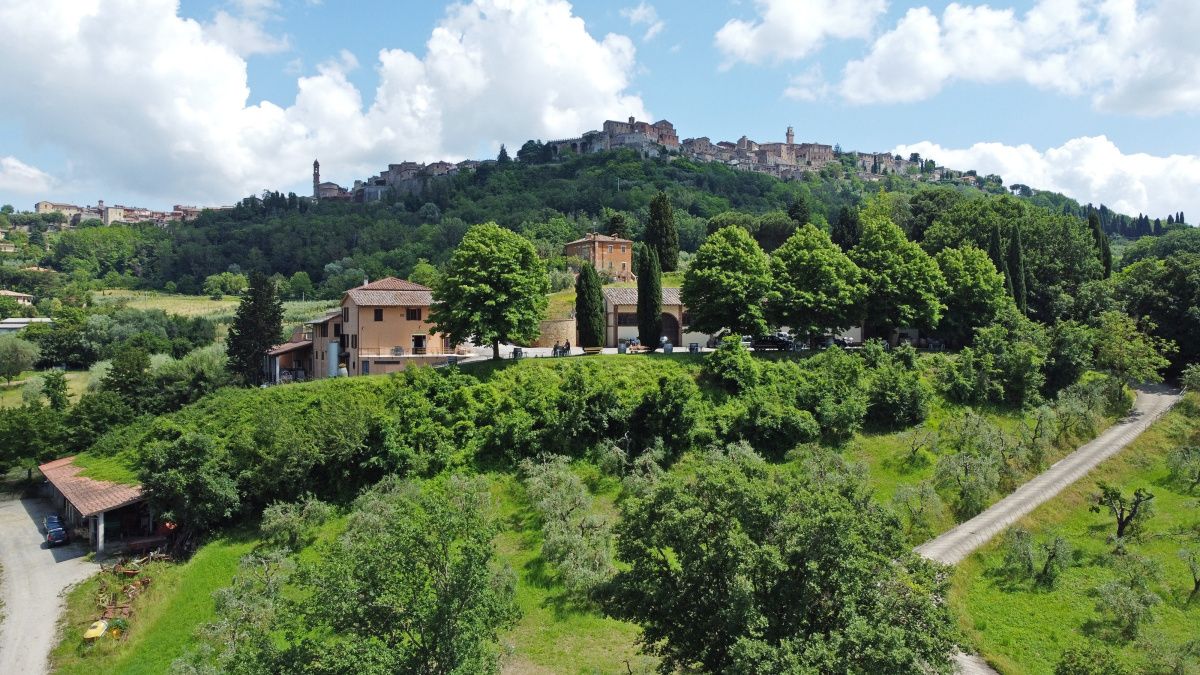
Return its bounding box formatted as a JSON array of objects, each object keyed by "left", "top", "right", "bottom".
[
  {"left": 307, "top": 310, "right": 341, "bottom": 324},
  {"left": 268, "top": 339, "right": 312, "bottom": 356},
  {"left": 564, "top": 233, "right": 633, "bottom": 246},
  {"left": 346, "top": 289, "right": 434, "bottom": 307},
  {"left": 39, "top": 456, "right": 143, "bottom": 517},
  {"left": 602, "top": 286, "right": 682, "bottom": 307},
  {"left": 357, "top": 277, "right": 431, "bottom": 291}
]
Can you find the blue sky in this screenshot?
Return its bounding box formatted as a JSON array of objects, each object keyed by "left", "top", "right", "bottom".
[{"left": 1, "top": 0, "right": 1197, "bottom": 219}]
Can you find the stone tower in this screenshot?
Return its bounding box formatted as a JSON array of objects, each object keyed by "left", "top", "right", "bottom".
[
  {"left": 786, "top": 126, "right": 794, "bottom": 146},
  {"left": 312, "top": 159, "right": 320, "bottom": 199}
]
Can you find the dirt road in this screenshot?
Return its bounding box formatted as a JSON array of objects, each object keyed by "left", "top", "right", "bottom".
[{"left": 0, "top": 495, "right": 99, "bottom": 675}]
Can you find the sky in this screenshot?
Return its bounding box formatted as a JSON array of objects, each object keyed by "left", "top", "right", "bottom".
[{"left": 0, "top": 0, "right": 1197, "bottom": 221}]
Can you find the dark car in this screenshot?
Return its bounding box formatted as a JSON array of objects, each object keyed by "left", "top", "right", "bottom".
[
  {"left": 41, "top": 514, "right": 63, "bottom": 533},
  {"left": 46, "top": 527, "right": 69, "bottom": 547},
  {"left": 751, "top": 335, "right": 793, "bottom": 351}
]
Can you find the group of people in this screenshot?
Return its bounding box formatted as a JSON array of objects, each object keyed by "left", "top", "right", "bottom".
[{"left": 552, "top": 340, "right": 572, "bottom": 357}]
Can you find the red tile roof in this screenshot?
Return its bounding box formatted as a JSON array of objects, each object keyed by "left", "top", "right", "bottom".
[
  {"left": 345, "top": 289, "right": 434, "bottom": 307},
  {"left": 268, "top": 339, "right": 312, "bottom": 356},
  {"left": 602, "top": 286, "right": 683, "bottom": 307},
  {"left": 357, "top": 277, "right": 431, "bottom": 291},
  {"left": 39, "top": 456, "right": 143, "bottom": 517},
  {"left": 565, "top": 233, "right": 633, "bottom": 246}
]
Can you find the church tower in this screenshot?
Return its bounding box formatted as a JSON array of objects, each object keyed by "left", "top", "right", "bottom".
[
  {"left": 786, "top": 126, "right": 794, "bottom": 146},
  {"left": 312, "top": 159, "right": 320, "bottom": 199}
]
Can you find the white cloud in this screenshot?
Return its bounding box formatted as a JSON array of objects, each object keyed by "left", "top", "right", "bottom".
[
  {"left": 203, "top": 0, "right": 289, "bottom": 57},
  {"left": 892, "top": 136, "right": 1200, "bottom": 219},
  {"left": 620, "top": 2, "right": 664, "bottom": 42},
  {"left": 842, "top": 0, "right": 1200, "bottom": 115},
  {"left": 0, "top": 157, "right": 56, "bottom": 195},
  {"left": 0, "top": 0, "right": 648, "bottom": 205},
  {"left": 783, "top": 65, "right": 830, "bottom": 102},
  {"left": 715, "top": 0, "right": 887, "bottom": 68}
]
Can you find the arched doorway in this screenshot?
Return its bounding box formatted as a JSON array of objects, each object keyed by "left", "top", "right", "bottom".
[{"left": 661, "top": 312, "right": 680, "bottom": 346}]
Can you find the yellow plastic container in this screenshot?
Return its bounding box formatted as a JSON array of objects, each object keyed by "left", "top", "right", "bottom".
[{"left": 83, "top": 620, "right": 109, "bottom": 640}]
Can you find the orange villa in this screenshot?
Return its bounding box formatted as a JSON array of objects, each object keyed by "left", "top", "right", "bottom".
[
  {"left": 267, "top": 277, "right": 456, "bottom": 382},
  {"left": 563, "top": 233, "right": 634, "bottom": 281}
]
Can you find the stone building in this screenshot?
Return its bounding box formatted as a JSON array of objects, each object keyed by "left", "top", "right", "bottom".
[{"left": 563, "top": 233, "right": 635, "bottom": 282}]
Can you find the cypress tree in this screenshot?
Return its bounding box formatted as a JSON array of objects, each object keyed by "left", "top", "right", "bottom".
[
  {"left": 497, "top": 144, "right": 511, "bottom": 165},
  {"left": 1006, "top": 226, "right": 1027, "bottom": 314},
  {"left": 575, "top": 263, "right": 606, "bottom": 349},
  {"left": 987, "top": 222, "right": 1010, "bottom": 289},
  {"left": 830, "top": 206, "right": 861, "bottom": 250},
  {"left": 1088, "top": 212, "right": 1112, "bottom": 278},
  {"left": 227, "top": 271, "right": 283, "bottom": 386},
  {"left": 636, "top": 245, "right": 662, "bottom": 350},
  {"left": 787, "top": 194, "right": 811, "bottom": 227},
  {"left": 647, "top": 191, "right": 679, "bottom": 272}
]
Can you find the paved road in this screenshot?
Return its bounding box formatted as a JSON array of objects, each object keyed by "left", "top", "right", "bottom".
[
  {"left": 0, "top": 494, "right": 99, "bottom": 675},
  {"left": 916, "top": 385, "right": 1182, "bottom": 674}
]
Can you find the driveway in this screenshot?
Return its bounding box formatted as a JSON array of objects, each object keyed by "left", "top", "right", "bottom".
[
  {"left": 0, "top": 494, "right": 100, "bottom": 675},
  {"left": 915, "top": 385, "right": 1182, "bottom": 674}
]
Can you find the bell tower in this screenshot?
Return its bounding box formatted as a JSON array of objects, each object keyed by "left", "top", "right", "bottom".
[
  {"left": 786, "top": 126, "right": 794, "bottom": 146},
  {"left": 312, "top": 159, "right": 320, "bottom": 199}
]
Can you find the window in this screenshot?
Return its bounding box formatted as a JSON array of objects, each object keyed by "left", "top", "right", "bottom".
[
  {"left": 374, "top": 308, "right": 383, "bottom": 322},
  {"left": 351, "top": 334, "right": 358, "bottom": 349},
  {"left": 608, "top": 261, "right": 613, "bottom": 269},
  {"left": 333, "top": 323, "right": 342, "bottom": 337},
  {"left": 617, "top": 312, "right": 637, "bottom": 326},
  {"left": 406, "top": 307, "right": 422, "bottom": 321},
  {"left": 342, "top": 307, "right": 349, "bottom": 322},
  {"left": 608, "top": 244, "right": 613, "bottom": 253},
  {"left": 621, "top": 262, "right": 627, "bottom": 270},
  {"left": 320, "top": 324, "right": 328, "bottom": 338},
  {"left": 620, "top": 244, "right": 626, "bottom": 253}
]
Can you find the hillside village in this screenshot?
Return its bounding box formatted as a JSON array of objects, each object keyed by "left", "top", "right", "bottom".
[{"left": 316, "top": 115, "right": 961, "bottom": 203}]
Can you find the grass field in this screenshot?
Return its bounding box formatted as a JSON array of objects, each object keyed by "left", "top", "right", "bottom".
[
  {"left": 951, "top": 394, "right": 1200, "bottom": 674},
  {"left": 0, "top": 370, "right": 90, "bottom": 408},
  {"left": 50, "top": 532, "right": 259, "bottom": 675},
  {"left": 93, "top": 289, "right": 337, "bottom": 327}
]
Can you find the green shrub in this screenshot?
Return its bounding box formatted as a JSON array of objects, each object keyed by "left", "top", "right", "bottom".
[
  {"left": 728, "top": 388, "right": 819, "bottom": 459},
  {"left": 867, "top": 364, "right": 931, "bottom": 429},
  {"left": 702, "top": 336, "right": 758, "bottom": 393}
]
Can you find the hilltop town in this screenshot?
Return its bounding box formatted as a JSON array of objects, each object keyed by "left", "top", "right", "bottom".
[
  {"left": 31, "top": 200, "right": 231, "bottom": 227},
  {"left": 316, "top": 116, "right": 958, "bottom": 203}
]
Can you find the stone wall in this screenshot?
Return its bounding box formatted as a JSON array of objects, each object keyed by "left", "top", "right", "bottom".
[{"left": 533, "top": 319, "right": 577, "bottom": 347}]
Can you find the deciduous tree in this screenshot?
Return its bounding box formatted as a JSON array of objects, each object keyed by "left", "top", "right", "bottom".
[
  {"left": 0, "top": 335, "right": 39, "bottom": 384},
  {"left": 430, "top": 223, "right": 549, "bottom": 360},
  {"left": 681, "top": 225, "right": 770, "bottom": 337},
  {"left": 935, "top": 245, "right": 1010, "bottom": 347},
  {"left": 767, "top": 224, "right": 865, "bottom": 343}
]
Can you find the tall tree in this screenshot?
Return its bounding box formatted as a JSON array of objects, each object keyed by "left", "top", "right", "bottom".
[
  {"left": 987, "top": 222, "right": 1011, "bottom": 296},
  {"left": 226, "top": 271, "right": 284, "bottom": 386},
  {"left": 830, "top": 206, "right": 861, "bottom": 251},
  {"left": 786, "top": 194, "right": 811, "bottom": 227},
  {"left": 574, "top": 263, "right": 605, "bottom": 349},
  {"left": 1007, "top": 225, "right": 1028, "bottom": 314},
  {"left": 636, "top": 245, "right": 663, "bottom": 349},
  {"left": 40, "top": 368, "right": 69, "bottom": 411},
  {"left": 1089, "top": 212, "right": 1113, "bottom": 278},
  {"left": 431, "top": 223, "right": 549, "bottom": 360},
  {"left": 102, "top": 347, "right": 153, "bottom": 412},
  {"left": 767, "top": 224, "right": 866, "bottom": 343},
  {"left": 496, "top": 144, "right": 511, "bottom": 165},
  {"left": 646, "top": 191, "right": 680, "bottom": 272},
  {"left": 604, "top": 208, "right": 631, "bottom": 239},
  {"left": 681, "top": 226, "right": 771, "bottom": 337},
  {"left": 1093, "top": 310, "right": 1173, "bottom": 405},
  {"left": 850, "top": 194, "right": 948, "bottom": 340},
  {"left": 935, "top": 245, "right": 1011, "bottom": 347}
]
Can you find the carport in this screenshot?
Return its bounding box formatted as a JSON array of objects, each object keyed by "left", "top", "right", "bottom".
[{"left": 38, "top": 456, "right": 150, "bottom": 555}]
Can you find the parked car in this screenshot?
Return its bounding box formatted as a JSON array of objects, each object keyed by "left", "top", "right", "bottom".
[
  {"left": 751, "top": 335, "right": 793, "bottom": 351},
  {"left": 45, "top": 527, "right": 69, "bottom": 547},
  {"left": 739, "top": 335, "right": 753, "bottom": 348},
  {"left": 41, "top": 514, "right": 63, "bottom": 533}
]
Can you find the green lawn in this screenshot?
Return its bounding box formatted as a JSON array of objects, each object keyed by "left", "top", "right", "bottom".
[
  {"left": 951, "top": 394, "right": 1200, "bottom": 674},
  {"left": 73, "top": 451, "right": 140, "bottom": 485},
  {"left": 50, "top": 532, "right": 259, "bottom": 675},
  {"left": 0, "top": 370, "right": 89, "bottom": 408},
  {"left": 92, "top": 289, "right": 337, "bottom": 327}
]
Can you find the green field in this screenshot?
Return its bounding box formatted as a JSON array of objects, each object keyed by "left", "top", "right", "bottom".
[
  {"left": 952, "top": 394, "right": 1200, "bottom": 674},
  {"left": 0, "top": 370, "right": 90, "bottom": 408},
  {"left": 93, "top": 289, "right": 337, "bottom": 327}
]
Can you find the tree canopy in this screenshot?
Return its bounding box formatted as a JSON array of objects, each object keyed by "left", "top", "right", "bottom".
[
  {"left": 226, "top": 271, "right": 283, "bottom": 386},
  {"left": 430, "top": 223, "right": 549, "bottom": 360},
  {"left": 681, "top": 225, "right": 771, "bottom": 337},
  {"left": 767, "top": 224, "right": 865, "bottom": 341}
]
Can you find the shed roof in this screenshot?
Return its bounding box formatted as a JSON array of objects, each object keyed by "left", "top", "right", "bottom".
[
  {"left": 602, "top": 286, "right": 682, "bottom": 307},
  {"left": 268, "top": 339, "right": 312, "bottom": 356},
  {"left": 39, "top": 456, "right": 143, "bottom": 518}
]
